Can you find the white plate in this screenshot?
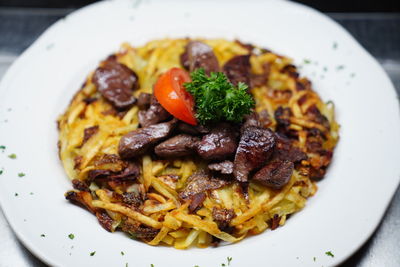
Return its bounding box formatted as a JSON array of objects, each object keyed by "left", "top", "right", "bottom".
[{"left": 0, "top": 0, "right": 399, "bottom": 266}]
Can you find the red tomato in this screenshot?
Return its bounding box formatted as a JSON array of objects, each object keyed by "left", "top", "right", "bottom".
[{"left": 154, "top": 68, "right": 197, "bottom": 125}]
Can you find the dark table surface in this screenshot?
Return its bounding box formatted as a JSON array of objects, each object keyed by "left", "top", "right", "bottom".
[{"left": 0, "top": 7, "right": 399, "bottom": 267}]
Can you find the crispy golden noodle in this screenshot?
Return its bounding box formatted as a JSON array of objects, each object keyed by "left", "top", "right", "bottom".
[{"left": 58, "top": 38, "right": 339, "bottom": 249}]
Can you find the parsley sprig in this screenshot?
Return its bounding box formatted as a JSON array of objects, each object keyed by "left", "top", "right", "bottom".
[{"left": 185, "top": 69, "right": 254, "bottom": 124}]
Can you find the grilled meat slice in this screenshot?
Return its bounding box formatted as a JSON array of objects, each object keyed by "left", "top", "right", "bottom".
[
  {"left": 180, "top": 41, "right": 220, "bottom": 75},
  {"left": 223, "top": 55, "right": 251, "bottom": 86},
  {"left": 233, "top": 126, "right": 276, "bottom": 182},
  {"left": 208, "top": 160, "right": 234, "bottom": 175},
  {"left": 92, "top": 59, "right": 138, "bottom": 110},
  {"left": 154, "top": 134, "right": 200, "bottom": 158},
  {"left": 197, "top": 123, "right": 238, "bottom": 161},
  {"left": 252, "top": 160, "right": 294, "bottom": 189},
  {"left": 138, "top": 95, "right": 171, "bottom": 127},
  {"left": 118, "top": 119, "right": 177, "bottom": 159}
]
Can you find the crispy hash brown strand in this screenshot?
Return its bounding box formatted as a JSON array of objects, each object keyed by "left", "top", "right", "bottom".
[{"left": 58, "top": 38, "right": 339, "bottom": 249}]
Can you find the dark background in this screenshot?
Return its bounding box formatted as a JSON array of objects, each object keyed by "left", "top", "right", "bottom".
[{"left": 0, "top": 0, "right": 399, "bottom": 12}]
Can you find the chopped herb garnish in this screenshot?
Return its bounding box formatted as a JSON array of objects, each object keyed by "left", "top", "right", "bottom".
[
  {"left": 222, "top": 264, "right": 225, "bottom": 267},
  {"left": 0, "top": 170, "right": 3, "bottom": 175},
  {"left": 150, "top": 264, "right": 154, "bottom": 267},
  {"left": 350, "top": 73, "right": 356, "bottom": 78},
  {"left": 121, "top": 251, "right": 125, "bottom": 256},
  {"left": 0, "top": 145, "right": 5, "bottom": 150},
  {"left": 8, "top": 153, "right": 16, "bottom": 159},
  {"left": 90, "top": 251, "right": 96, "bottom": 256},
  {"left": 68, "top": 233, "right": 75, "bottom": 240},
  {"left": 227, "top": 257, "right": 232, "bottom": 265},
  {"left": 325, "top": 251, "right": 334, "bottom": 257},
  {"left": 184, "top": 68, "right": 254, "bottom": 124},
  {"left": 333, "top": 42, "right": 338, "bottom": 49},
  {"left": 303, "top": 59, "right": 311, "bottom": 64},
  {"left": 40, "top": 234, "right": 45, "bottom": 237},
  {"left": 323, "top": 67, "right": 328, "bottom": 72},
  {"left": 15, "top": 193, "right": 18, "bottom": 196},
  {"left": 313, "top": 257, "right": 316, "bottom": 261},
  {"left": 126, "top": 263, "right": 129, "bottom": 267},
  {"left": 30, "top": 192, "right": 34, "bottom": 195},
  {"left": 18, "top": 173, "right": 25, "bottom": 177},
  {"left": 336, "top": 65, "right": 345, "bottom": 71}
]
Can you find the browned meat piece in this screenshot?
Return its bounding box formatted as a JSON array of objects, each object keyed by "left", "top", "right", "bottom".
[
  {"left": 138, "top": 96, "right": 171, "bottom": 127},
  {"left": 242, "top": 113, "right": 261, "bottom": 130},
  {"left": 252, "top": 160, "right": 294, "bottom": 189},
  {"left": 122, "top": 191, "right": 144, "bottom": 207},
  {"left": 65, "top": 191, "right": 96, "bottom": 213},
  {"left": 118, "top": 119, "right": 177, "bottom": 159},
  {"left": 223, "top": 55, "right": 251, "bottom": 86},
  {"left": 270, "top": 214, "right": 280, "bottom": 230},
  {"left": 121, "top": 220, "right": 159, "bottom": 241},
  {"left": 154, "top": 134, "right": 200, "bottom": 158},
  {"left": 208, "top": 160, "right": 234, "bottom": 175},
  {"left": 306, "top": 105, "right": 330, "bottom": 130},
  {"left": 180, "top": 41, "right": 220, "bottom": 75},
  {"left": 273, "top": 133, "right": 307, "bottom": 163},
  {"left": 179, "top": 171, "right": 230, "bottom": 200},
  {"left": 137, "top": 92, "right": 152, "bottom": 110},
  {"left": 96, "top": 210, "right": 114, "bottom": 232},
  {"left": 212, "top": 207, "right": 236, "bottom": 229},
  {"left": 177, "top": 122, "right": 211, "bottom": 135},
  {"left": 88, "top": 162, "right": 140, "bottom": 181},
  {"left": 188, "top": 192, "right": 206, "bottom": 213},
  {"left": 281, "top": 64, "right": 299, "bottom": 78},
  {"left": 72, "top": 179, "right": 90, "bottom": 192},
  {"left": 275, "top": 106, "right": 291, "bottom": 129},
  {"left": 81, "top": 126, "right": 99, "bottom": 146},
  {"left": 233, "top": 126, "right": 276, "bottom": 182},
  {"left": 197, "top": 123, "right": 238, "bottom": 160},
  {"left": 92, "top": 60, "right": 138, "bottom": 110}
]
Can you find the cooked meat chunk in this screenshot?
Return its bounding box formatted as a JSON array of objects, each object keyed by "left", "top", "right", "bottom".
[
  {"left": 270, "top": 214, "right": 281, "bottom": 230},
  {"left": 212, "top": 207, "right": 236, "bottom": 229},
  {"left": 137, "top": 92, "right": 152, "bottom": 110},
  {"left": 275, "top": 106, "right": 291, "bottom": 128},
  {"left": 92, "top": 60, "right": 138, "bottom": 110},
  {"left": 138, "top": 96, "right": 171, "bottom": 127},
  {"left": 281, "top": 64, "right": 299, "bottom": 78},
  {"left": 306, "top": 105, "right": 330, "bottom": 130},
  {"left": 155, "top": 134, "right": 200, "bottom": 158},
  {"left": 188, "top": 192, "right": 206, "bottom": 213},
  {"left": 180, "top": 41, "right": 220, "bottom": 75},
  {"left": 82, "top": 126, "right": 99, "bottom": 146},
  {"left": 253, "top": 160, "right": 294, "bottom": 189},
  {"left": 177, "top": 122, "right": 211, "bottom": 135},
  {"left": 72, "top": 179, "right": 90, "bottom": 192},
  {"left": 118, "top": 119, "right": 177, "bottom": 159},
  {"left": 208, "top": 160, "right": 234, "bottom": 175},
  {"left": 65, "top": 191, "right": 96, "bottom": 213},
  {"left": 197, "top": 123, "right": 238, "bottom": 160},
  {"left": 88, "top": 162, "right": 140, "bottom": 181},
  {"left": 273, "top": 133, "right": 307, "bottom": 163},
  {"left": 233, "top": 126, "right": 276, "bottom": 182},
  {"left": 179, "top": 171, "right": 230, "bottom": 200},
  {"left": 120, "top": 220, "right": 159, "bottom": 241},
  {"left": 122, "top": 191, "right": 143, "bottom": 207},
  {"left": 223, "top": 55, "right": 251, "bottom": 86},
  {"left": 96, "top": 210, "right": 114, "bottom": 232},
  {"left": 242, "top": 113, "right": 261, "bottom": 130}
]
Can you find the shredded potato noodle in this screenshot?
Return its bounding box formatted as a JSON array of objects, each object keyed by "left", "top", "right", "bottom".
[{"left": 58, "top": 38, "right": 339, "bottom": 249}]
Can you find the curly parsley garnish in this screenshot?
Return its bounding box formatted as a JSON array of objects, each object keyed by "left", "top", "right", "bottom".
[
  {"left": 18, "top": 172, "right": 25, "bottom": 177},
  {"left": 185, "top": 68, "right": 254, "bottom": 124},
  {"left": 68, "top": 233, "right": 75, "bottom": 240},
  {"left": 90, "top": 251, "right": 96, "bottom": 256}
]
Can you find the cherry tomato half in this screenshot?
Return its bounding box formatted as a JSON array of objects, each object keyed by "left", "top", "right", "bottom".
[{"left": 154, "top": 68, "right": 197, "bottom": 125}]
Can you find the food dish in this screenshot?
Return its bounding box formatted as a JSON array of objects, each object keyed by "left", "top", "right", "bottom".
[
  {"left": 58, "top": 38, "right": 339, "bottom": 248},
  {"left": 0, "top": 0, "right": 399, "bottom": 266}
]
